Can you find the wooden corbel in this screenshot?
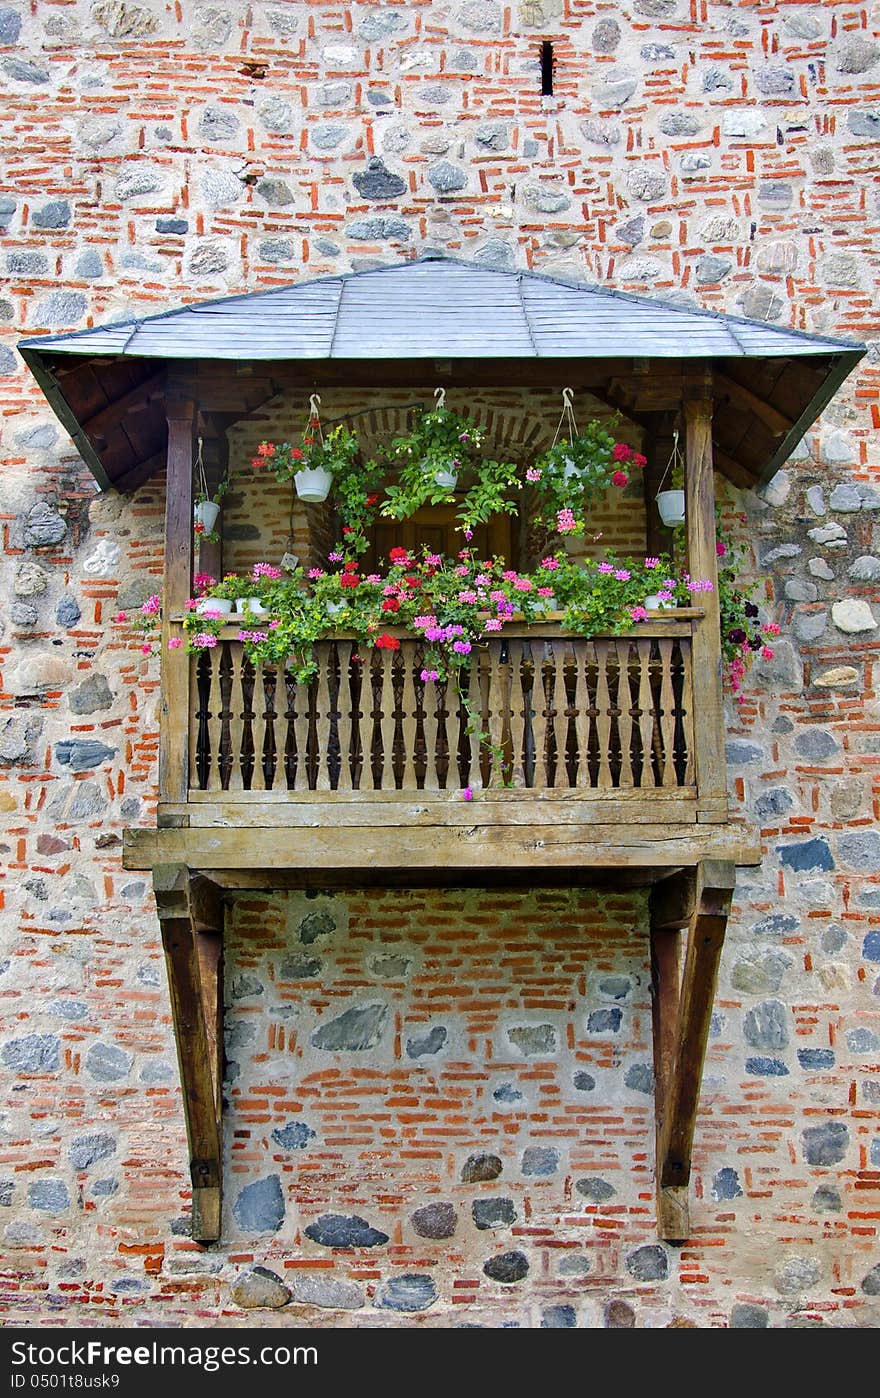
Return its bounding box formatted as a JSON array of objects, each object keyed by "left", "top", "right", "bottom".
[
  {"left": 649, "top": 859, "right": 736, "bottom": 1242},
  {"left": 152, "top": 863, "right": 225, "bottom": 1242}
]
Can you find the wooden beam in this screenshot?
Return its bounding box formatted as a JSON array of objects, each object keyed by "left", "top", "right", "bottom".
[
  {"left": 654, "top": 859, "right": 736, "bottom": 1240},
  {"left": 81, "top": 369, "right": 166, "bottom": 444},
  {"left": 112, "top": 449, "right": 167, "bottom": 496},
  {"left": 683, "top": 376, "right": 728, "bottom": 819},
  {"left": 153, "top": 863, "right": 225, "bottom": 1242},
  {"left": 714, "top": 370, "right": 792, "bottom": 438},
  {"left": 159, "top": 398, "right": 195, "bottom": 805}
]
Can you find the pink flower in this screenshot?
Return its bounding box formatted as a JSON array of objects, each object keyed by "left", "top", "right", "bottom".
[
  {"left": 461, "top": 786, "right": 474, "bottom": 802},
  {"left": 452, "top": 639, "right": 472, "bottom": 655},
  {"left": 414, "top": 614, "right": 438, "bottom": 629},
  {"left": 199, "top": 606, "right": 222, "bottom": 620},
  {"left": 612, "top": 470, "right": 629, "bottom": 489},
  {"left": 426, "top": 553, "right": 442, "bottom": 567},
  {"left": 366, "top": 574, "right": 381, "bottom": 584},
  {"left": 140, "top": 643, "right": 152, "bottom": 655},
  {"left": 526, "top": 467, "right": 542, "bottom": 483},
  {"left": 645, "top": 557, "right": 660, "bottom": 569},
  {"left": 716, "top": 542, "right": 726, "bottom": 557},
  {"left": 657, "top": 590, "right": 673, "bottom": 603},
  {"left": 237, "top": 630, "right": 253, "bottom": 642},
  {"left": 761, "top": 645, "right": 775, "bottom": 660},
  {"left": 142, "top": 594, "right": 161, "bottom": 615},
  {"left": 514, "top": 577, "right": 532, "bottom": 592},
  {"left": 308, "top": 568, "right": 325, "bottom": 580},
  {"left": 614, "top": 569, "right": 631, "bottom": 581},
  {"left": 598, "top": 562, "right": 614, "bottom": 575},
  {"left": 541, "top": 557, "right": 559, "bottom": 570},
  {"left": 167, "top": 636, "right": 183, "bottom": 649},
  {"left": 455, "top": 565, "right": 469, "bottom": 577},
  {"left": 475, "top": 574, "right": 490, "bottom": 587},
  {"left": 612, "top": 442, "right": 632, "bottom": 461},
  {"left": 328, "top": 551, "right": 343, "bottom": 562},
  {"left": 185, "top": 598, "right": 198, "bottom": 611},
  {"left": 192, "top": 632, "right": 218, "bottom": 649},
  {"left": 556, "top": 509, "right": 577, "bottom": 533},
  {"left": 420, "top": 668, "right": 439, "bottom": 682},
  {"left": 458, "top": 590, "right": 478, "bottom": 604},
  {"left": 113, "top": 611, "right": 127, "bottom": 623},
  {"left": 537, "top": 587, "right": 555, "bottom": 598},
  {"left": 762, "top": 621, "right": 780, "bottom": 635},
  {"left": 630, "top": 606, "right": 649, "bottom": 622},
  {"left": 253, "top": 563, "right": 282, "bottom": 580},
  {"left": 269, "top": 619, "right": 280, "bottom": 630},
  {"left": 484, "top": 618, "right": 502, "bottom": 631},
  {"left": 632, "top": 452, "right": 647, "bottom": 469},
  {"left": 425, "top": 627, "right": 445, "bottom": 642}
]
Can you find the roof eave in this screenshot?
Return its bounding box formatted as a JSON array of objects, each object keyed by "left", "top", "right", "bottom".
[
  {"left": 755, "top": 348, "right": 867, "bottom": 488},
  {"left": 17, "top": 346, "right": 116, "bottom": 492}
]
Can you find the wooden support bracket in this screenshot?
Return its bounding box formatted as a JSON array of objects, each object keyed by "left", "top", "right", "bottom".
[
  {"left": 153, "top": 863, "right": 225, "bottom": 1243},
  {"left": 649, "top": 859, "right": 736, "bottom": 1242}
]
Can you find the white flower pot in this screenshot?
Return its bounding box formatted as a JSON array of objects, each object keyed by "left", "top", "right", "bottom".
[
  {"left": 656, "top": 489, "right": 685, "bottom": 526},
  {"left": 325, "top": 600, "right": 345, "bottom": 617},
  {"left": 235, "top": 597, "right": 268, "bottom": 616},
  {"left": 535, "top": 594, "right": 557, "bottom": 614},
  {"left": 196, "top": 597, "right": 233, "bottom": 616},
  {"left": 294, "top": 466, "right": 333, "bottom": 503},
  {"left": 644, "top": 594, "right": 675, "bottom": 611},
  {"left": 194, "top": 500, "right": 220, "bottom": 532},
  {"left": 562, "top": 454, "right": 579, "bottom": 483},
  {"left": 433, "top": 468, "right": 459, "bottom": 491}
]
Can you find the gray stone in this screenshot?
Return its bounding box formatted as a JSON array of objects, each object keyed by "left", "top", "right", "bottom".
[
  {"left": 522, "top": 1146, "right": 559, "bottom": 1176},
  {"left": 2, "top": 57, "right": 49, "bottom": 84},
  {"left": 493, "top": 1082, "right": 522, "bottom": 1103},
  {"left": 69, "top": 675, "right": 113, "bottom": 715},
  {"left": 541, "top": 1303, "right": 577, "bottom": 1328},
  {"left": 832, "top": 599, "right": 876, "bottom": 633},
  {"left": 836, "top": 37, "right": 880, "bottom": 74},
  {"left": 233, "top": 1176, "right": 285, "bottom": 1234},
  {"left": 48, "top": 1000, "right": 89, "bottom": 1021},
  {"left": 457, "top": 1151, "right": 506, "bottom": 1190},
  {"left": 297, "top": 909, "right": 335, "bottom": 944},
  {"left": 11, "top": 603, "right": 36, "bottom": 627},
  {"left": 28, "top": 1180, "right": 70, "bottom": 1214},
  {"left": 775, "top": 1255, "right": 821, "bottom": 1296},
  {"left": 695, "top": 253, "right": 732, "bottom": 285},
  {"left": 659, "top": 112, "right": 701, "bottom": 137},
  {"left": 861, "top": 1263, "right": 880, "bottom": 1295},
  {"left": 593, "top": 18, "right": 620, "bottom": 51},
  {"left": 626, "top": 1244, "right": 668, "bottom": 1281},
  {"left": 849, "top": 555, "right": 880, "bottom": 582},
  {"left": 256, "top": 178, "right": 295, "bottom": 207},
  {"left": 2, "top": 1034, "right": 60, "bottom": 1074},
  {"left": 311, "top": 122, "right": 348, "bottom": 150},
  {"left": 475, "top": 121, "right": 510, "bottom": 151},
  {"left": 412, "top": 1202, "right": 457, "bottom": 1239},
  {"left": 829, "top": 483, "right": 863, "bottom": 513},
  {"left": 347, "top": 217, "right": 410, "bottom": 242},
  {"left": 271, "top": 1121, "right": 316, "bottom": 1151},
  {"left": 198, "top": 107, "right": 239, "bottom": 142},
  {"left": 311, "top": 1003, "right": 387, "bottom": 1052},
  {"left": 573, "top": 1071, "right": 596, "bottom": 1091},
  {"left": 846, "top": 1027, "right": 879, "bottom": 1054},
  {"left": 314, "top": 239, "right": 339, "bottom": 256},
  {"left": 69, "top": 1133, "right": 116, "bottom": 1171},
  {"left": 428, "top": 161, "right": 467, "bottom": 194},
  {"left": 598, "top": 976, "right": 631, "bottom": 1001},
  {"left": 472, "top": 1197, "right": 516, "bottom": 1229},
  {"left": 55, "top": 739, "right": 116, "bottom": 771},
  {"left": 33, "top": 292, "right": 87, "bottom": 327},
  {"left": 0, "top": 714, "right": 42, "bottom": 766},
  {"left": 587, "top": 1007, "right": 622, "bottom": 1033},
  {"left": 558, "top": 1254, "right": 591, "bottom": 1276},
  {"left": 596, "top": 74, "right": 638, "bottom": 108},
  {"left": 32, "top": 201, "right": 71, "bottom": 230},
  {"left": 785, "top": 577, "right": 818, "bottom": 603},
  {"left": 376, "top": 1274, "right": 437, "bottom": 1312},
  {"left": 14, "top": 560, "right": 48, "bottom": 598},
  {"left": 576, "top": 1176, "right": 616, "bottom": 1203},
  {"left": 758, "top": 181, "right": 792, "bottom": 207},
  {"left": 616, "top": 216, "right": 644, "bottom": 247},
  {"left": 483, "top": 1250, "right": 528, "bottom": 1283},
  {"left": 641, "top": 44, "right": 675, "bottom": 62},
  {"left": 230, "top": 1266, "right": 291, "bottom": 1309},
  {"left": 627, "top": 168, "right": 667, "bottom": 201},
  {"left": 56, "top": 596, "right": 81, "bottom": 632},
  {"left": 730, "top": 1303, "right": 768, "bottom": 1328},
  {"left": 473, "top": 238, "right": 515, "bottom": 270},
  {"left": 406, "top": 1026, "right": 447, "bottom": 1059},
  {"left": 187, "top": 240, "right": 229, "bottom": 276},
  {"left": 712, "top": 1167, "right": 743, "bottom": 1201},
  {"left": 743, "top": 1000, "right": 789, "bottom": 1051},
  {"left": 805, "top": 485, "right": 826, "bottom": 515},
  {"left": 812, "top": 1185, "right": 841, "bottom": 1215},
  {"left": 92, "top": 1, "right": 159, "bottom": 38},
  {"left": 291, "top": 1275, "right": 364, "bottom": 1309},
  {"left": 847, "top": 108, "right": 880, "bottom": 139},
  {"left": 200, "top": 168, "right": 242, "bottom": 208},
  {"left": 278, "top": 954, "right": 321, "bottom": 980},
  {"left": 257, "top": 238, "right": 295, "bottom": 264},
  {"left": 507, "top": 1024, "right": 556, "bottom": 1056},
  {"left": 739, "top": 283, "right": 784, "bottom": 321},
  {"left": 793, "top": 610, "right": 828, "bottom": 642},
  {"left": 756, "top": 65, "right": 795, "bottom": 95},
  {"left": 458, "top": 0, "right": 502, "bottom": 31},
  {"left": 794, "top": 730, "right": 839, "bottom": 760},
  {"left": 0, "top": 1179, "right": 13, "bottom": 1206},
  {"left": 304, "top": 1213, "right": 388, "bottom": 1248},
  {"left": 155, "top": 218, "right": 188, "bottom": 235},
  {"left": 605, "top": 1299, "right": 636, "bottom": 1327},
  {"left": 681, "top": 153, "right": 711, "bottom": 173},
  {"left": 8, "top": 251, "right": 48, "bottom": 276},
  {"left": 0, "top": 7, "right": 21, "bottom": 43},
  {"left": 807, "top": 558, "right": 834, "bottom": 581},
  {"left": 725, "top": 741, "right": 763, "bottom": 765},
  {"left": 317, "top": 81, "right": 353, "bottom": 106},
  {"left": 353, "top": 157, "right": 406, "bottom": 201},
  {"left": 808, "top": 522, "right": 847, "bottom": 546},
  {"left": 624, "top": 1062, "right": 654, "bottom": 1093},
  {"left": 85, "top": 1042, "right": 132, "bottom": 1082},
  {"left": 581, "top": 117, "right": 621, "bottom": 146},
  {"left": 754, "top": 787, "right": 793, "bottom": 820},
  {"left": 230, "top": 973, "right": 263, "bottom": 1001},
  {"left": 258, "top": 96, "right": 294, "bottom": 134},
  {"left": 802, "top": 1121, "right": 848, "bottom": 1166},
  {"left": 359, "top": 9, "right": 404, "bottom": 38},
  {"left": 731, "top": 949, "right": 793, "bottom": 996},
  {"left": 777, "top": 838, "right": 833, "bottom": 873},
  {"left": 760, "top": 544, "right": 802, "bottom": 567}
]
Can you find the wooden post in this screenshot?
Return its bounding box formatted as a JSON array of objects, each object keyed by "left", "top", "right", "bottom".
[
  {"left": 683, "top": 375, "right": 728, "bottom": 822},
  {"left": 652, "top": 859, "right": 735, "bottom": 1241},
  {"left": 159, "top": 396, "right": 195, "bottom": 810},
  {"left": 650, "top": 867, "right": 692, "bottom": 1240},
  {"left": 153, "top": 863, "right": 225, "bottom": 1243}
]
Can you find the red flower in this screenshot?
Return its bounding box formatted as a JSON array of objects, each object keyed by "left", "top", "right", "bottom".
[
  {"left": 612, "top": 470, "right": 629, "bottom": 488},
  {"left": 366, "top": 494, "right": 379, "bottom": 507},
  {"left": 403, "top": 575, "right": 421, "bottom": 589},
  {"left": 632, "top": 452, "right": 647, "bottom": 469},
  {"left": 389, "top": 547, "right": 411, "bottom": 565},
  {"left": 194, "top": 521, "right": 206, "bottom": 534},
  {"left": 382, "top": 598, "right": 400, "bottom": 612},
  {"left": 375, "top": 633, "right": 400, "bottom": 650},
  {"left": 340, "top": 573, "right": 360, "bottom": 589},
  {"left": 342, "top": 526, "right": 353, "bottom": 535},
  {"left": 257, "top": 441, "right": 275, "bottom": 457},
  {"left": 612, "top": 442, "right": 632, "bottom": 462},
  {"left": 291, "top": 447, "right": 304, "bottom": 461}
]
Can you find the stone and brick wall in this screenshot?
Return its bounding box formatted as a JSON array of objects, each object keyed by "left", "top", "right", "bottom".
[{"left": 1, "top": 1, "right": 880, "bottom": 1327}]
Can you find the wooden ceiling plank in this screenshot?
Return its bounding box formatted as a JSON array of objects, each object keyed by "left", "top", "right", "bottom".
[{"left": 81, "top": 368, "right": 166, "bottom": 443}]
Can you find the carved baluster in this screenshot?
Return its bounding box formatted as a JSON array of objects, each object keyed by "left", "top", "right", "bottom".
[
  {"left": 218, "top": 641, "right": 234, "bottom": 792},
  {"left": 658, "top": 638, "right": 678, "bottom": 787},
  {"left": 337, "top": 642, "right": 355, "bottom": 792},
  {"left": 283, "top": 666, "right": 297, "bottom": 790},
  {"left": 421, "top": 654, "right": 441, "bottom": 792},
  {"left": 677, "top": 638, "right": 696, "bottom": 787},
  {"left": 636, "top": 638, "right": 655, "bottom": 787},
  {"left": 594, "top": 639, "right": 613, "bottom": 788},
  {"left": 400, "top": 640, "right": 420, "bottom": 790},
  {"left": 572, "top": 640, "right": 590, "bottom": 791},
  {"left": 379, "top": 647, "right": 397, "bottom": 791},
  {"left": 292, "top": 666, "right": 311, "bottom": 792},
  {"left": 260, "top": 663, "right": 278, "bottom": 791},
  {"left": 616, "top": 639, "right": 635, "bottom": 789},
  {"left": 250, "top": 661, "right": 268, "bottom": 792}
]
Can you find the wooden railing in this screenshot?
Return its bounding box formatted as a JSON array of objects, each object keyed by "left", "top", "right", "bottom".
[{"left": 178, "top": 618, "right": 706, "bottom": 803}]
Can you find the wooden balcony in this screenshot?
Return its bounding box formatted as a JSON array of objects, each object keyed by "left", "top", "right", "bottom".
[{"left": 123, "top": 612, "right": 759, "bottom": 882}]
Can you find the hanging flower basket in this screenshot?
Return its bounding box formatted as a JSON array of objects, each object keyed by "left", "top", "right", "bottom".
[
  {"left": 293, "top": 465, "right": 334, "bottom": 503},
  {"left": 656, "top": 489, "right": 685, "bottom": 526},
  {"left": 194, "top": 500, "right": 221, "bottom": 533}
]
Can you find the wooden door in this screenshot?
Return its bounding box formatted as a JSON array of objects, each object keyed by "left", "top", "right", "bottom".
[{"left": 369, "top": 504, "right": 513, "bottom": 570}]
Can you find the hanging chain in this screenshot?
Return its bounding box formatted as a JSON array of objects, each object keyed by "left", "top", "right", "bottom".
[
  {"left": 550, "top": 386, "right": 579, "bottom": 449},
  {"left": 658, "top": 429, "right": 682, "bottom": 490}
]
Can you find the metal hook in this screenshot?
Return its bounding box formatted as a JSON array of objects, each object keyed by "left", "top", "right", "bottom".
[
  {"left": 434, "top": 386, "right": 447, "bottom": 410},
  {"left": 309, "top": 393, "right": 321, "bottom": 417},
  {"left": 562, "top": 387, "right": 574, "bottom": 409}
]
